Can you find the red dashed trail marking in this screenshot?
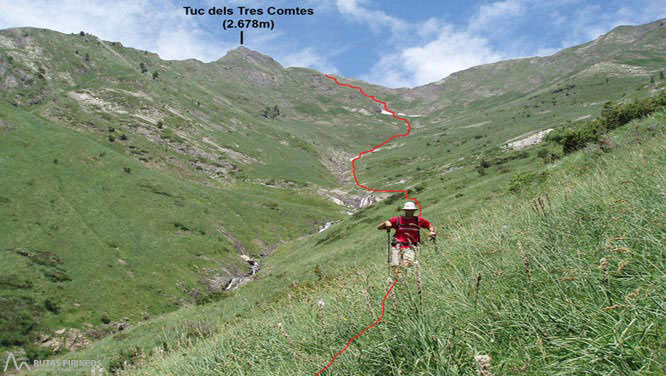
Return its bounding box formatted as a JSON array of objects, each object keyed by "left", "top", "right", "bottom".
[{"left": 313, "top": 75, "right": 422, "bottom": 375}]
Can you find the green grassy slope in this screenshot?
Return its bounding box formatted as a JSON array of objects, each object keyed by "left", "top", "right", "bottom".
[
  {"left": 62, "top": 108, "right": 666, "bottom": 376},
  {"left": 1, "top": 18, "right": 666, "bottom": 369},
  {"left": 29, "top": 104, "right": 666, "bottom": 376},
  {"left": 0, "top": 101, "right": 341, "bottom": 344}
]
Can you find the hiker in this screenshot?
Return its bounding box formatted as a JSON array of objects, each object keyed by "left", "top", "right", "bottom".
[{"left": 377, "top": 201, "right": 436, "bottom": 273}]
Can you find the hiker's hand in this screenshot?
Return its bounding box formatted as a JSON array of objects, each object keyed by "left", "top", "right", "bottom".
[{"left": 429, "top": 232, "right": 437, "bottom": 241}]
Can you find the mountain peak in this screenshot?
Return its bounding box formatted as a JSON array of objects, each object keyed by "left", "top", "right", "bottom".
[{"left": 217, "top": 46, "right": 283, "bottom": 69}]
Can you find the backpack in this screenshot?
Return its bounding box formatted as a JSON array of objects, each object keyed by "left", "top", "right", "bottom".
[{"left": 396, "top": 216, "right": 421, "bottom": 243}]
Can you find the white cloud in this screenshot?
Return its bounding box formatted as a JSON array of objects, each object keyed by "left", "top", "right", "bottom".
[
  {"left": 279, "top": 48, "right": 339, "bottom": 74},
  {"left": 469, "top": 0, "right": 526, "bottom": 31},
  {"left": 334, "top": 0, "right": 407, "bottom": 33},
  {"left": 0, "top": 0, "right": 234, "bottom": 62},
  {"left": 559, "top": 2, "right": 666, "bottom": 48},
  {"left": 358, "top": 1, "right": 521, "bottom": 88},
  {"left": 362, "top": 25, "right": 503, "bottom": 88},
  {"left": 357, "top": 0, "right": 666, "bottom": 87}
]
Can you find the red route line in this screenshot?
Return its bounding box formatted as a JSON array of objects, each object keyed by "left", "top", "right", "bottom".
[
  {"left": 323, "top": 75, "right": 422, "bottom": 217},
  {"left": 314, "top": 279, "right": 398, "bottom": 375},
  {"left": 313, "top": 75, "right": 421, "bottom": 375}
]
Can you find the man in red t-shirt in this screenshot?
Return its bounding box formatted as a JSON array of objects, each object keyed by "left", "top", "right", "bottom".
[{"left": 377, "top": 201, "right": 436, "bottom": 272}]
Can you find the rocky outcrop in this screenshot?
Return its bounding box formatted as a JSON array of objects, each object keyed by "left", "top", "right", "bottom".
[
  {"left": 38, "top": 328, "right": 90, "bottom": 353},
  {"left": 504, "top": 129, "right": 553, "bottom": 150}
]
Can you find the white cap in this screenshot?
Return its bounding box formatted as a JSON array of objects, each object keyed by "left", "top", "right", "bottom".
[{"left": 402, "top": 201, "right": 417, "bottom": 210}]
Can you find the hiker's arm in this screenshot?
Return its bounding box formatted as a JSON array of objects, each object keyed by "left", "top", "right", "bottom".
[
  {"left": 377, "top": 221, "right": 392, "bottom": 230},
  {"left": 428, "top": 224, "right": 437, "bottom": 239}
]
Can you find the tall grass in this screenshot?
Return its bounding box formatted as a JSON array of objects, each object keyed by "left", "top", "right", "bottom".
[{"left": 103, "top": 115, "right": 666, "bottom": 375}]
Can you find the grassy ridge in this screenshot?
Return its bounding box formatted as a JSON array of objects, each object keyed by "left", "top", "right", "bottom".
[
  {"left": 125, "top": 113, "right": 665, "bottom": 375},
  {"left": 0, "top": 102, "right": 342, "bottom": 347},
  {"left": 38, "top": 112, "right": 666, "bottom": 375}
]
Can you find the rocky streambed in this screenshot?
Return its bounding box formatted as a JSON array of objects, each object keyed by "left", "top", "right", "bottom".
[{"left": 223, "top": 255, "right": 259, "bottom": 291}]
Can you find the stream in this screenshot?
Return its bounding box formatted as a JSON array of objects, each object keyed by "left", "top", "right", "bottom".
[{"left": 223, "top": 256, "right": 260, "bottom": 291}]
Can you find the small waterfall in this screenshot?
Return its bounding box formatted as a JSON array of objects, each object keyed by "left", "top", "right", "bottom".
[
  {"left": 318, "top": 221, "right": 336, "bottom": 233},
  {"left": 224, "top": 256, "right": 260, "bottom": 291},
  {"left": 359, "top": 194, "right": 374, "bottom": 208}
]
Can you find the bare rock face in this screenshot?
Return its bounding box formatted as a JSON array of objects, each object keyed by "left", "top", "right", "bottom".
[
  {"left": 39, "top": 328, "right": 91, "bottom": 353},
  {"left": 504, "top": 129, "right": 553, "bottom": 150},
  {"left": 63, "top": 329, "right": 90, "bottom": 350},
  {"left": 203, "top": 275, "right": 232, "bottom": 292}
]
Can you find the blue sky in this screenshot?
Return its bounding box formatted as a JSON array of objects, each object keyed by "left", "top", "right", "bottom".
[{"left": 1, "top": 0, "right": 665, "bottom": 88}]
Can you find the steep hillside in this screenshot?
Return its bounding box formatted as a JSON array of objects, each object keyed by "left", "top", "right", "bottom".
[
  {"left": 0, "top": 100, "right": 341, "bottom": 350},
  {"left": 34, "top": 98, "right": 666, "bottom": 376},
  {"left": 1, "top": 18, "right": 665, "bottom": 365}
]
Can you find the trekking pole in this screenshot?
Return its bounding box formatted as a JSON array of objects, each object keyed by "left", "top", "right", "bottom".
[{"left": 386, "top": 229, "right": 392, "bottom": 277}]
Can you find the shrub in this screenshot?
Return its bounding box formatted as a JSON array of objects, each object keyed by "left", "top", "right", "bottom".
[
  {"left": 0, "top": 275, "right": 33, "bottom": 289},
  {"left": 508, "top": 171, "right": 549, "bottom": 193},
  {"left": 44, "top": 270, "right": 72, "bottom": 282},
  {"left": 108, "top": 346, "right": 142, "bottom": 374},
  {"left": 0, "top": 296, "right": 42, "bottom": 346},
  {"left": 101, "top": 314, "right": 111, "bottom": 324},
  {"left": 152, "top": 71, "right": 159, "bottom": 79},
  {"left": 516, "top": 150, "right": 529, "bottom": 159},
  {"left": 547, "top": 91, "right": 666, "bottom": 153},
  {"left": 108, "top": 135, "right": 115, "bottom": 142},
  {"left": 24, "top": 343, "right": 52, "bottom": 362},
  {"left": 549, "top": 119, "right": 602, "bottom": 154},
  {"left": 44, "top": 299, "right": 60, "bottom": 314},
  {"left": 476, "top": 166, "right": 486, "bottom": 176},
  {"left": 120, "top": 134, "right": 128, "bottom": 141},
  {"left": 262, "top": 105, "right": 280, "bottom": 119},
  {"left": 262, "top": 202, "right": 278, "bottom": 210},
  {"left": 537, "top": 148, "right": 561, "bottom": 163},
  {"left": 12, "top": 248, "right": 62, "bottom": 267}
]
